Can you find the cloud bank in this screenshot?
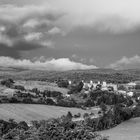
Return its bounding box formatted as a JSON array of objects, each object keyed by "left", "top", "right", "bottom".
[
  {"left": 108, "top": 55, "right": 140, "bottom": 70},
  {"left": 0, "top": 0, "right": 140, "bottom": 48},
  {"left": 50, "top": 0, "right": 140, "bottom": 33},
  {"left": 0, "top": 0, "right": 140, "bottom": 69},
  {"left": 0, "top": 56, "right": 97, "bottom": 71}
]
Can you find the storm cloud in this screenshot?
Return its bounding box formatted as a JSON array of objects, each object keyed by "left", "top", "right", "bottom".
[
  {"left": 1, "top": 0, "right": 140, "bottom": 48},
  {"left": 0, "top": 0, "right": 140, "bottom": 69},
  {"left": 0, "top": 56, "right": 97, "bottom": 71}
]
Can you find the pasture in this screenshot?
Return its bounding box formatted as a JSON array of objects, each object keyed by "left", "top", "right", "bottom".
[
  {"left": 0, "top": 104, "right": 94, "bottom": 122},
  {"left": 101, "top": 117, "right": 140, "bottom": 140},
  {"left": 15, "top": 80, "right": 69, "bottom": 94}
]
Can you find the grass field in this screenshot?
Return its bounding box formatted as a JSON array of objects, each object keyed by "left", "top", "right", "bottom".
[
  {"left": 15, "top": 80, "right": 69, "bottom": 94},
  {"left": 0, "top": 104, "right": 92, "bottom": 122},
  {"left": 101, "top": 117, "right": 140, "bottom": 140}
]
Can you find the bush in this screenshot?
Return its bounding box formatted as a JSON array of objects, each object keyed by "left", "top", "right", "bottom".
[
  {"left": 66, "top": 111, "right": 73, "bottom": 120},
  {"left": 133, "top": 105, "right": 140, "bottom": 117},
  {"left": 17, "top": 121, "right": 29, "bottom": 130},
  {"left": 57, "top": 98, "right": 77, "bottom": 107},
  {"left": 83, "top": 113, "right": 89, "bottom": 119},
  {"left": 14, "top": 85, "right": 25, "bottom": 91},
  {"left": 135, "top": 85, "right": 140, "bottom": 90},
  {"left": 46, "top": 98, "right": 56, "bottom": 105},
  {"left": 9, "top": 97, "right": 19, "bottom": 103},
  {"left": 118, "top": 85, "right": 126, "bottom": 91},
  {"left": 57, "top": 79, "right": 69, "bottom": 88},
  {"left": 1, "top": 79, "right": 14, "bottom": 88},
  {"left": 74, "top": 113, "right": 81, "bottom": 118},
  {"left": 22, "top": 98, "right": 33, "bottom": 104}
]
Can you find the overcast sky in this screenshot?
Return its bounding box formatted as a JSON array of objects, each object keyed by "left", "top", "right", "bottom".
[{"left": 0, "top": 0, "right": 140, "bottom": 70}]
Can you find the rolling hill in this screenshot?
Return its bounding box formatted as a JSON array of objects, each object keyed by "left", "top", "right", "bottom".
[
  {"left": 0, "top": 104, "right": 90, "bottom": 122},
  {"left": 101, "top": 117, "right": 140, "bottom": 140},
  {"left": 0, "top": 66, "right": 140, "bottom": 83}
]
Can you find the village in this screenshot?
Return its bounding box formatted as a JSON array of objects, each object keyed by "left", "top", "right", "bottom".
[{"left": 68, "top": 80, "right": 140, "bottom": 98}]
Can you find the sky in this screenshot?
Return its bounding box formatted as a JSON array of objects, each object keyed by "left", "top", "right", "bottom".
[{"left": 0, "top": 0, "right": 140, "bottom": 70}]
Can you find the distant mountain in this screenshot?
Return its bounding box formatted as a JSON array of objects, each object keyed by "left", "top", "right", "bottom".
[{"left": 0, "top": 66, "right": 140, "bottom": 83}]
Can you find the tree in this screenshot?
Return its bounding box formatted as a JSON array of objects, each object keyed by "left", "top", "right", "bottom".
[
  {"left": 23, "top": 98, "right": 33, "bottom": 104},
  {"left": 57, "top": 79, "right": 69, "bottom": 88},
  {"left": 14, "top": 85, "right": 25, "bottom": 91},
  {"left": 100, "top": 103, "right": 108, "bottom": 115},
  {"left": 83, "top": 113, "right": 89, "bottom": 119},
  {"left": 9, "top": 97, "right": 19, "bottom": 103},
  {"left": 66, "top": 111, "right": 73, "bottom": 120},
  {"left": 76, "top": 81, "right": 84, "bottom": 92},
  {"left": 118, "top": 85, "right": 126, "bottom": 91},
  {"left": 17, "top": 121, "right": 29, "bottom": 130},
  {"left": 1, "top": 79, "right": 14, "bottom": 88},
  {"left": 135, "top": 85, "right": 140, "bottom": 90},
  {"left": 46, "top": 98, "right": 55, "bottom": 105}
]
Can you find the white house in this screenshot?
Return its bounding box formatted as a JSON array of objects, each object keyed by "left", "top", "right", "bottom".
[
  {"left": 118, "top": 90, "right": 127, "bottom": 95},
  {"left": 127, "top": 91, "right": 134, "bottom": 97}
]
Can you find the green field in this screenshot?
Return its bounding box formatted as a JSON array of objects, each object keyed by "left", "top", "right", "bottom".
[
  {"left": 101, "top": 117, "right": 140, "bottom": 140},
  {"left": 0, "top": 104, "right": 91, "bottom": 122}
]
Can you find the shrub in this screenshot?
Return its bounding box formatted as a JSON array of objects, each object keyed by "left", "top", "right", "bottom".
[
  {"left": 57, "top": 79, "right": 69, "bottom": 88},
  {"left": 46, "top": 98, "right": 56, "bottom": 105},
  {"left": 135, "top": 85, "right": 140, "bottom": 90},
  {"left": 1, "top": 79, "right": 14, "bottom": 88},
  {"left": 22, "top": 98, "right": 33, "bottom": 104},
  {"left": 83, "top": 113, "right": 89, "bottom": 119},
  {"left": 14, "top": 85, "right": 25, "bottom": 91},
  {"left": 74, "top": 113, "right": 81, "bottom": 118},
  {"left": 9, "top": 97, "right": 19, "bottom": 103},
  {"left": 17, "top": 121, "right": 29, "bottom": 130}
]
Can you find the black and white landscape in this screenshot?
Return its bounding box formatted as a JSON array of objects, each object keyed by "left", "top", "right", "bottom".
[{"left": 0, "top": 0, "right": 140, "bottom": 140}]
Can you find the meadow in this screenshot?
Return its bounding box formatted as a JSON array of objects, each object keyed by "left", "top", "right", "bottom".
[
  {"left": 0, "top": 104, "right": 96, "bottom": 122},
  {"left": 101, "top": 117, "right": 140, "bottom": 140}
]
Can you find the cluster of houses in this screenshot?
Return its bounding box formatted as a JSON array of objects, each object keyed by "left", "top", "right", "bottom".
[
  {"left": 68, "top": 80, "right": 140, "bottom": 97},
  {"left": 82, "top": 81, "right": 117, "bottom": 92}
]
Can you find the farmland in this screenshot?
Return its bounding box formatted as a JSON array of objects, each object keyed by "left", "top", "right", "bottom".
[
  {"left": 101, "top": 117, "right": 140, "bottom": 140},
  {"left": 0, "top": 104, "right": 96, "bottom": 122}
]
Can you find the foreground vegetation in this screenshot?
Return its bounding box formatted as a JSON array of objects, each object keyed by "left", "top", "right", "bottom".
[
  {"left": 1, "top": 102, "right": 140, "bottom": 140},
  {"left": 0, "top": 76, "right": 140, "bottom": 139},
  {"left": 0, "top": 112, "right": 109, "bottom": 140}
]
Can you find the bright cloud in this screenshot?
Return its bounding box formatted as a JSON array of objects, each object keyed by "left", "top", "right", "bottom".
[
  {"left": 0, "top": 56, "right": 97, "bottom": 71},
  {"left": 48, "top": 27, "right": 62, "bottom": 35},
  {"left": 108, "top": 55, "right": 140, "bottom": 70},
  {"left": 49, "top": 0, "right": 140, "bottom": 33},
  {"left": 24, "top": 32, "right": 43, "bottom": 42},
  {"left": 0, "top": 3, "right": 62, "bottom": 48}
]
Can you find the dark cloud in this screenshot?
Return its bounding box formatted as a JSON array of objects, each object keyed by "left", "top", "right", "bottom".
[
  {"left": 0, "top": 3, "right": 64, "bottom": 51},
  {"left": 0, "top": 41, "right": 47, "bottom": 58},
  {"left": 0, "top": 43, "right": 20, "bottom": 58},
  {"left": 0, "top": 0, "right": 140, "bottom": 69},
  {"left": 14, "top": 41, "right": 42, "bottom": 51},
  {"left": 5, "top": 25, "right": 21, "bottom": 38}
]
